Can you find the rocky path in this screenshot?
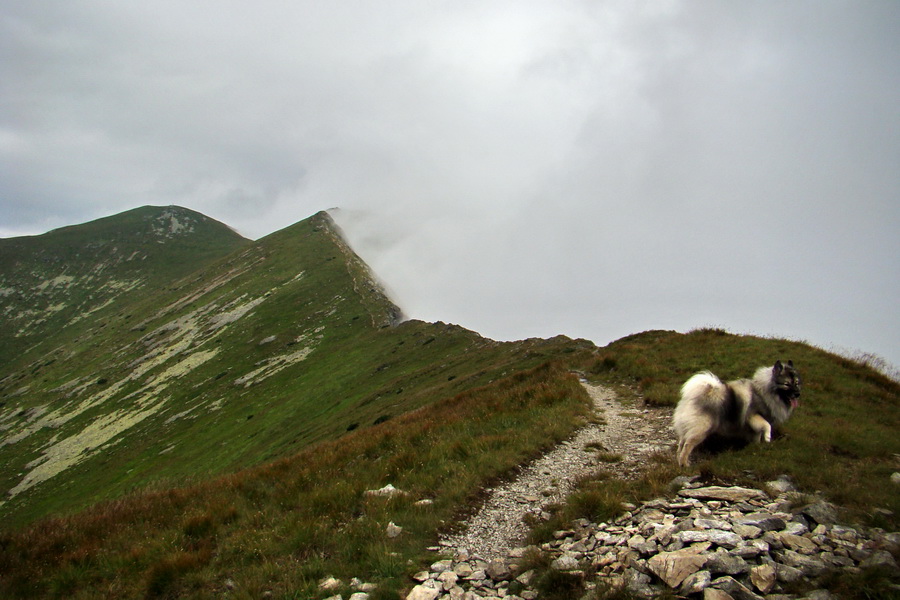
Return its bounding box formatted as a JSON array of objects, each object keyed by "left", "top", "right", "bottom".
[
  {"left": 439, "top": 380, "right": 674, "bottom": 559},
  {"left": 412, "top": 481, "right": 900, "bottom": 600}
]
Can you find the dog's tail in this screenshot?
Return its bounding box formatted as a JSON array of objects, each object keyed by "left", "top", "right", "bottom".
[
  {"left": 673, "top": 371, "right": 727, "bottom": 433},
  {"left": 673, "top": 371, "right": 729, "bottom": 466},
  {"left": 680, "top": 371, "right": 726, "bottom": 405}
]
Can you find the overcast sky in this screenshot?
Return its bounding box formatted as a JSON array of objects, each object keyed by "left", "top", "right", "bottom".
[{"left": 2, "top": 1, "right": 898, "bottom": 368}]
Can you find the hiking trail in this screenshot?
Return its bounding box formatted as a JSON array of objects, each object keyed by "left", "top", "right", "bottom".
[{"left": 439, "top": 379, "right": 675, "bottom": 559}]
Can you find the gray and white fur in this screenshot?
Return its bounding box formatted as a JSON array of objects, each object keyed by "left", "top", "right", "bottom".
[{"left": 673, "top": 360, "right": 802, "bottom": 467}]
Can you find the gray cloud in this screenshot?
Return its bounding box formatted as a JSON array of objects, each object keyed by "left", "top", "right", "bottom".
[{"left": 2, "top": 1, "right": 898, "bottom": 367}]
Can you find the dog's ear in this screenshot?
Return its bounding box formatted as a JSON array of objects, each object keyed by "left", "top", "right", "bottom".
[
  {"left": 787, "top": 360, "right": 794, "bottom": 368},
  {"left": 774, "top": 360, "right": 783, "bottom": 373}
]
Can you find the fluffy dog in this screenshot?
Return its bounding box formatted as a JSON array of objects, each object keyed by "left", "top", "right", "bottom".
[{"left": 673, "top": 360, "right": 801, "bottom": 467}]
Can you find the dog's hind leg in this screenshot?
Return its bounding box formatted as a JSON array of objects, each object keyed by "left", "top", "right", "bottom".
[
  {"left": 677, "top": 417, "right": 713, "bottom": 467},
  {"left": 748, "top": 414, "right": 772, "bottom": 443},
  {"left": 675, "top": 437, "right": 686, "bottom": 464}
]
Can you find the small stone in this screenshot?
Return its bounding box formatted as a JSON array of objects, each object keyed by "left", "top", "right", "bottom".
[
  {"left": 806, "top": 590, "right": 835, "bottom": 600},
  {"left": 319, "top": 577, "right": 342, "bottom": 592},
  {"left": 551, "top": 554, "right": 580, "bottom": 571},
  {"left": 348, "top": 594, "right": 370, "bottom": 600},
  {"left": 671, "top": 475, "right": 700, "bottom": 490},
  {"left": 516, "top": 569, "right": 535, "bottom": 585},
  {"left": 706, "top": 552, "right": 749, "bottom": 576},
  {"left": 627, "top": 534, "right": 657, "bottom": 555},
  {"left": 732, "top": 539, "right": 769, "bottom": 558},
  {"left": 405, "top": 584, "right": 440, "bottom": 600},
  {"left": 734, "top": 512, "right": 786, "bottom": 532},
  {"left": 623, "top": 569, "right": 655, "bottom": 597},
  {"left": 386, "top": 522, "right": 403, "bottom": 538},
  {"left": 679, "top": 486, "right": 767, "bottom": 503},
  {"left": 430, "top": 560, "right": 453, "bottom": 573},
  {"left": 412, "top": 572, "right": 429, "bottom": 583},
  {"left": 454, "top": 563, "right": 474, "bottom": 578},
  {"left": 891, "top": 472, "right": 900, "bottom": 485},
  {"left": 766, "top": 476, "right": 797, "bottom": 494},
  {"left": 775, "top": 562, "right": 803, "bottom": 583},
  {"left": 647, "top": 548, "right": 708, "bottom": 588},
  {"left": 366, "top": 484, "right": 407, "bottom": 498},
  {"left": 860, "top": 550, "right": 899, "bottom": 571},
  {"left": 780, "top": 549, "right": 828, "bottom": 576},
  {"left": 681, "top": 569, "right": 712, "bottom": 595},
  {"left": 438, "top": 571, "right": 458, "bottom": 590},
  {"left": 704, "top": 589, "right": 735, "bottom": 600},
  {"left": 486, "top": 559, "right": 511, "bottom": 581},
  {"left": 676, "top": 529, "right": 743, "bottom": 549},
  {"left": 777, "top": 532, "right": 816, "bottom": 554},
  {"left": 695, "top": 518, "right": 732, "bottom": 531},
  {"left": 749, "top": 563, "right": 776, "bottom": 594},
  {"left": 802, "top": 500, "right": 838, "bottom": 525},
  {"left": 711, "top": 575, "right": 764, "bottom": 600},
  {"left": 829, "top": 524, "right": 860, "bottom": 543}
]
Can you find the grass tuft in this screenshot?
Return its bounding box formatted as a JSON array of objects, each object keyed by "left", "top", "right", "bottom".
[{"left": 534, "top": 569, "right": 585, "bottom": 600}]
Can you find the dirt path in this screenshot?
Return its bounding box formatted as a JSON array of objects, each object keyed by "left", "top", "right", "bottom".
[{"left": 439, "top": 380, "right": 675, "bottom": 559}]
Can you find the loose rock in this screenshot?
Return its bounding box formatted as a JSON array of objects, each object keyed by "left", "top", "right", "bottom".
[
  {"left": 417, "top": 481, "right": 899, "bottom": 599},
  {"left": 679, "top": 486, "right": 767, "bottom": 503},
  {"left": 749, "top": 563, "right": 776, "bottom": 594},
  {"left": 647, "top": 548, "right": 708, "bottom": 587}
]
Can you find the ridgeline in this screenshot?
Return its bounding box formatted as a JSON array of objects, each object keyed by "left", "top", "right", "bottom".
[{"left": 0, "top": 207, "right": 896, "bottom": 599}]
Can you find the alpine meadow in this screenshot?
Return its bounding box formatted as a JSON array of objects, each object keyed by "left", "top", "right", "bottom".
[{"left": 0, "top": 206, "right": 897, "bottom": 599}]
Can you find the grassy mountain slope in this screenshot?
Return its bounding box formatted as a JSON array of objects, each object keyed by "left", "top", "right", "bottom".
[
  {"left": 0, "top": 208, "right": 897, "bottom": 599},
  {"left": 0, "top": 205, "right": 250, "bottom": 365},
  {"left": 1, "top": 330, "right": 897, "bottom": 600},
  {"left": 0, "top": 209, "right": 584, "bottom": 526},
  {"left": 584, "top": 328, "right": 900, "bottom": 526},
  {"left": 0, "top": 362, "right": 593, "bottom": 599}
]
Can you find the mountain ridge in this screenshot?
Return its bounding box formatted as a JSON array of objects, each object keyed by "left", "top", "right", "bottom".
[
  {"left": 1, "top": 206, "right": 897, "bottom": 599},
  {"left": 0, "top": 206, "right": 580, "bottom": 526}
]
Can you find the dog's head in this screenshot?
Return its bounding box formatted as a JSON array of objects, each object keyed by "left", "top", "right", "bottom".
[{"left": 773, "top": 360, "right": 802, "bottom": 408}]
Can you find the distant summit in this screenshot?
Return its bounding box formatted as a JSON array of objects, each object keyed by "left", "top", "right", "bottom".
[{"left": 0, "top": 205, "right": 249, "bottom": 364}]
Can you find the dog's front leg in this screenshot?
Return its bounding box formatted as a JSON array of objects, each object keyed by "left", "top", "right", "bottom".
[{"left": 748, "top": 414, "right": 772, "bottom": 443}]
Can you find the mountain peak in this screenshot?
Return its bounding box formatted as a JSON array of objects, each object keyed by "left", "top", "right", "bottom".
[
  {"left": 0, "top": 205, "right": 250, "bottom": 364},
  {"left": 0, "top": 207, "right": 540, "bottom": 526}
]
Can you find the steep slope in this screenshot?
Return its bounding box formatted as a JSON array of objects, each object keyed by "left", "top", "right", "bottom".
[
  {"left": 0, "top": 209, "right": 580, "bottom": 526},
  {"left": 0, "top": 205, "right": 250, "bottom": 365}
]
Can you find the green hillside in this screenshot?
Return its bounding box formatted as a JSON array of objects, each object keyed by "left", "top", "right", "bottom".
[
  {"left": 0, "top": 208, "right": 582, "bottom": 526},
  {"left": 0, "top": 206, "right": 250, "bottom": 365},
  {"left": 0, "top": 207, "right": 897, "bottom": 599}
]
